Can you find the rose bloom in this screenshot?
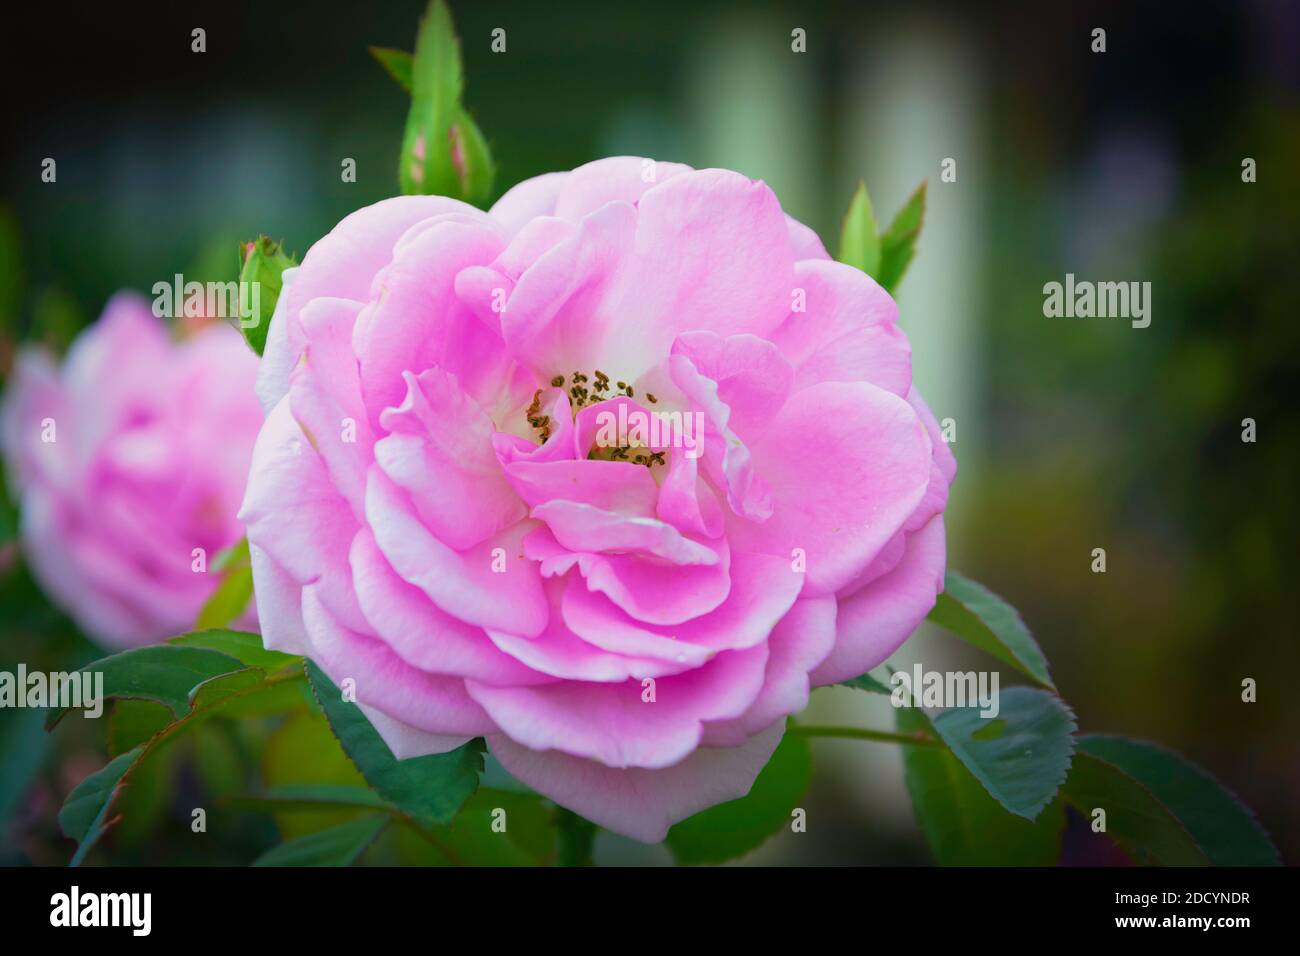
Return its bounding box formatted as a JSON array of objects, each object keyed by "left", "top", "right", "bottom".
[
  {"left": 1, "top": 293, "right": 262, "bottom": 648},
  {"left": 243, "top": 158, "right": 954, "bottom": 841}
]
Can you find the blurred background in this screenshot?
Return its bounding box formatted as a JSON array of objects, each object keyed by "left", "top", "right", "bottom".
[{"left": 1, "top": 0, "right": 1296, "bottom": 865}]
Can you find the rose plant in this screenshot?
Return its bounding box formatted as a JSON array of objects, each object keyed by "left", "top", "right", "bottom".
[{"left": 18, "top": 1, "right": 1279, "bottom": 868}]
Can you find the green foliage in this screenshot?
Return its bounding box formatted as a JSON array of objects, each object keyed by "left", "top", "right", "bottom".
[
  {"left": 877, "top": 182, "right": 926, "bottom": 292},
  {"left": 838, "top": 182, "right": 881, "bottom": 279},
  {"left": 252, "top": 815, "right": 389, "bottom": 867},
  {"left": 898, "top": 707, "right": 1065, "bottom": 865},
  {"left": 49, "top": 633, "right": 307, "bottom": 864},
  {"left": 58, "top": 747, "right": 144, "bottom": 865},
  {"left": 170, "top": 628, "right": 300, "bottom": 673},
  {"left": 1065, "top": 736, "right": 1279, "bottom": 866},
  {"left": 396, "top": 0, "right": 495, "bottom": 203},
  {"left": 369, "top": 46, "right": 413, "bottom": 92},
  {"left": 836, "top": 180, "right": 926, "bottom": 293},
  {"left": 38, "top": 567, "right": 1280, "bottom": 868},
  {"left": 666, "top": 727, "right": 812, "bottom": 865},
  {"left": 44, "top": 645, "right": 251, "bottom": 728},
  {"left": 236, "top": 236, "right": 296, "bottom": 356},
  {"left": 840, "top": 671, "right": 892, "bottom": 695},
  {"left": 195, "top": 540, "right": 255, "bottom": 629},
  {"left": 927, "top": 570, "right": 1055, "bottom": 688},
  {"left": 304, "top": 660, "right": 484, "bottom": 825},
  {"left": 1062, "top": 748, "right": 1208, "bottom": 865},
  {"left": 928, "top": 687, "right": 1075, "bottom": 820}
]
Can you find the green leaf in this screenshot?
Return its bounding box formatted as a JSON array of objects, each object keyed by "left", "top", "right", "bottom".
[
  {"left": 195, "top": 540, "right": 254, "bottom": 629},
  {"left": 928, "top": 687, "right": 1076, "bottom": 820},
  {"left": 898, "top": 707, "right": 1064, "bottom": 865},
  {"left": 837, "top": 181, "right": 881, "bottom": 278},
  {"left": 399, "top": 0, "right": 494, "bottom": 203},
  {"left": 170, "top": 629, "right": 300, "bottom": 673},
  {"left": 236, "top": 236, "right": 297, "bottom": 356},
  {"left": 927, "top": 571, "right": 1055, "bottom": 688},
  {"left": 252, "top": 815, "right": 389, "bottom": 867},
  {"left": 666, "top": 727, "right": 812, "bottom": 865},
  {"left": 840, "top": 671, "right": 892, "bottom": 695},
  {"left": 44, "top": 645, "right": 249, "bottom": 729},
  {"left": 305, "top": 660, "right": 483, "bottom": 824},
  {"left": 876, "top": 181, "right": 926, "bottom": 293},
  {"left": 58, "top": 746, "right": 144, "bottom": 866},
  {"left": 1062, "top": 748, "right": 1208, "bottom": 866},
  {"left": 370, "top": 46, "right": 413, "bottom": 92},
  {"left": 1069, "top": 736, "right": 1279, "bottom": 866}
]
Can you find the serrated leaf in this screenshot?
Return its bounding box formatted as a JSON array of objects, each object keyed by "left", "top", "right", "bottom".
[
  {"left": 305, "top": 660, "right": 483, "bottom": 825},
  {"left": 195, "top": 540, "right": 254, "bottom": 629},
  {"left": 370, "top": 46, "right": 413, "bottom": 92},
  {"left": 252, "top": 815, "right": 388, "bottom": 867},
  {"left": 1072, "top": 736, "right": 1279, "bottom": 866},
  {"left": 1062, "top": 748, "right": 1208, "bottom": 866},
  {"left": 170, "top": 629, "right": 300, "bottom": 673},
  {"left": 666, "top": 726, "right": 811, "bottom": 865},
  {"left": 928, "top": 687, "right": 1076, "bottom": 820},
  {"left": 840, "top": 671, "right": 892, "bottom": 695},
  {"left": 898, "top": 707, "right": 1064, "bottom": 865},
  {"left": 927, "top": 571, "right": 1055, "bottom": 688},
  {"left": 236, "top": 236, "right": 296, "bottom": 356},
  {"left": 877, "top": 181, "right": 926, "bottom": 293},
  {"left": 44, "top": 645, "right": 249, "bottom": 729},
  {"left": 399, "top": 0, "right": 494, "bottom": 203},
  {"left": 58, "top": 746, "right": 143, "bottom": 865},
  {"left": 837, "top": 181, "right": 881, "bottom": 278}
]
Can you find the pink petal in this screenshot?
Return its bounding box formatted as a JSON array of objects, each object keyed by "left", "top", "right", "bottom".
[
  {"left": 466, "top": 641, "right": 769, "bottom": 769},
  {"left": 811, "top": 515, "right": 947, "bottom": 686},
  {"left": 287, "top": 297, "right": 371, "bottom": 517},
  {"left": 771, "top": 259, "right": 911, "bottom": 397},
  {"left": 703, "top": 596, "right": 837, "bottom": 745},
  {"left": 561, "top": 550, "right": 802, "bottom": 659},
  {"left": 374, "top": 368, "right": 526, "bottom": 551},
  {"left": 301, "top": 586, "right": 497, "bottom": 737},
  {"left": 238, "top": 397, "right": 369, "bottom": 634},
  {"left": 353, "top": 215, "right": 511, "bottom": 425},
  {"left": 488, "top": 720, "right": 785, "bottom": 843},
  {"left": 349, "top": 527, "right": 545, "bottom": 685},
  {"left": 488, "top": 171, "right": 568, "bottom": 234},
  {"left": 365, "top": 466, "right": 549, "bottom": 637},
  {"left": 551, "top": 156, "right": 692, "bottom": 221},
  {"left": 726, "top": 380, "right": 932, "bottom": 596}
]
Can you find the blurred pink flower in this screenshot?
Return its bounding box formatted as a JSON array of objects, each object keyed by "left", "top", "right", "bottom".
[
  {"left": 242, "top": 158, "right": 954, "bottom": 841},
  {"left": 1, "top": 293, "right": 262, "bottom": 648}
]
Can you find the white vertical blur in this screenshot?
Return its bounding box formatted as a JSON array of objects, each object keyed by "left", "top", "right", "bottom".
[{"left": 799, "top": 15, "right": 986, "bottom": 849}]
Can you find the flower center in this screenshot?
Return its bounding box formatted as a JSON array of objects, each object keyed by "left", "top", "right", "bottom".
[{"left": 523, "top": 370, "right": 666, "bottom": 468}]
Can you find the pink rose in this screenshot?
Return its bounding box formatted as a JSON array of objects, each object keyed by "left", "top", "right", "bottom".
[
  {"left": 241, "top": 157, "right": 954, "bottom": 841},
  {"left": 1, "top": 293, "right": 263, "bottom": 648}
]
